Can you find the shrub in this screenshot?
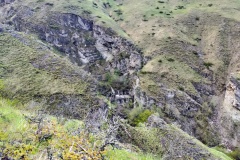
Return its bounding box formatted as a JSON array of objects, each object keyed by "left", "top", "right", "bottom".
[
  {"left": 192, "top": 51, "right": 198, "bottom": 55},
  {"left": 0, "top": 98, "right": 104, "bottom": 159},
  {"left": 130, "top": 109, "right": 153, "bottom": 126},
  {"left": 177, "top": 6, "right": 185, "bottom": 9},
  {"left": 167, "top": 58, "right": 175, "bottom": 62},
  {"left": 204, "top": 62, "right": 214, "bottom": 69},
  {"left": 114, "top": 9, "right": 123, "bottom": 16},
  {"left": 178, "top": 86, "right": 184, "bottom": 91}
]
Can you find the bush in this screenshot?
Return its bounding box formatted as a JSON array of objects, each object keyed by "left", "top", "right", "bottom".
[
  {"left": 130, "top": 109, "right": 153, "bottom": 126},
  {"left": 128, "top": 107, "right": 144, "bottom": 121},
  {"left": 178, "top": 86, "right": 184, "bottom": 91},
  {"left": 0, "top": 98, "right": 104, "bottom": 159},
  {"left": 167, "top": 58, "right": 175, "bottom": 62},
  {"left": 204, "top": 62, "right": 214, "bottom": 69}
]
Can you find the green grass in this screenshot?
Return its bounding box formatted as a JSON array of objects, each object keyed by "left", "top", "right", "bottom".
[
  {"left": 123, "top": 123, "right": 232, "bottom": 160},
  {"left": 209, "top": 148, "right": 233, "bottom": 160},
  {"left": 0, "top": 33, "right": 89, "bottom": 101},
  {"left": 13, "top": 0, "right": 129, "bottom": 38},
  {"left": 140, "top": 54, "right": 207, "bottom": 96},
  {"left": 0, "top": 98, "right": 28, "bottom": 135},
  {"left": 0, "top": 97, "right": 160, "bottom": 159},
  {"left": 168, "top": 125, "right": 233, "bottom": 160},
  {"left": 105, "top": 148, "right": 160, "bottom": 160},
  {"left": 0, "top": 97, "right": 84, "bottom": 138}
]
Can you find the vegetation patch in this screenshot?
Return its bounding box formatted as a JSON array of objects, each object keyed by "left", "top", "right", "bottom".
[
  {"left": 0, "top": 97, "right": 104, "bottom": 159},
  {"left": 204, "top": 62, "right": 214, "bottom": 69},
  {"left": 128, "top": 108, "right": 153, "bottom": 126}
]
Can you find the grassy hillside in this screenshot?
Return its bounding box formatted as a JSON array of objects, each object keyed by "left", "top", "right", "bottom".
[
  {"left": 10, "top": 0, "right": 129, "bottom": 37},
  {"left": 1, "top": 0, "right": 240, "bottom": 159},
  {"left": 103, "top": 0, "right": 240, "bottom": 49},
  {"left": 0, "top": 32, "right": 98, "bottom": 119},
  {"left": 0, "top": 33, "right": 87, "bottom": 99},
  {"left": 0, "top": 97, "right": 160, "bottom": 159}
]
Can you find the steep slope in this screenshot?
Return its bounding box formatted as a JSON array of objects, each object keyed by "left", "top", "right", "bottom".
[
  {"left": 0, "top": 32, "right": 100, "bottom": 119},
  {"left": 0, "top": 0, "right": 240, "bottom": 159},
  {"left": 101, "top": 0, "right": 240, "bottom": 148},
  {"left": 0, "top": 97, "right": 232, "bottom": 160}
]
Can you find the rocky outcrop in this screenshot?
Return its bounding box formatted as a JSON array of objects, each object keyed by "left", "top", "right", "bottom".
[
  {"left": 5, "top": 9, "right": 142, "bottom": 75},
  {"left": 147, "top": 114, "right": 166, "bottom": 128},
  {"left": 1, "top": 0, "right": 239, "bottom": 152},
  {"left": 219, "top": 75, "right": 240, "bottom": 148},
  {"left": 119, "top": 115, "right": 221, "bottom": 160},
  {"left": 229, "top": 76, "right": 240, "bottom": 110},
  {"left": 0, "top": 0, "right": 14, "bottom": 6}
]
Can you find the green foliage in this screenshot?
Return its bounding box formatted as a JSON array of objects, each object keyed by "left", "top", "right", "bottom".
[
  {"left": 128, "top": 107, "right": 143, "bottom": 124},
  {"left": 0, "top": 97, "right": 162, "bottom": 159},
  {"left": 226, "top": 149, "right": 240, "bottom": 160},
  {"left": 0, "top": 97, "right": 104, "bottom": 159},
  {"left": 64, "top": 119, "right": 84, "bottom": 133},
  {"left": 129, "top": 108, "right": 153, "bottom": 126}
]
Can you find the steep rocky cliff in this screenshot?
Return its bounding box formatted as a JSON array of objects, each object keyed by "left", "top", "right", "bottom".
[{"left": 0, "top": 0, "right": 240, "bottom": 159}]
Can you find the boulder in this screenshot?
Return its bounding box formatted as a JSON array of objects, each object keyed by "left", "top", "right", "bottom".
[{"left": 147, "top": 114, "right": 166, "bottom": 128}]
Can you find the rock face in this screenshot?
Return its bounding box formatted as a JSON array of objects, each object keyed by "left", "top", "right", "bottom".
[
  {"left": 119, "top": 115, "right": 220, "bottom": 160},
  {"left": 132, "top": 76, "right": 220, "bottom": 147},
  {"left": 147, "top": 114, "right": 166, "bottom": 128},
  {"left": 0, "top": 3, "right": 143, "bottom": 120},
  {"left": 1, "top": 0, "right": 240, "bottom": 153},
  {"left": 219, "top": 76, "right": 240, "bottom": 148},
  {"left": 0, "top": 0, "right": 14, "bottom": 6},
  {"left": 0, "top": 1, "right": 220, "bottom": 147},
  {"left": 230, "top": 77, "right": 240, "bottom": 111},
  {"left": 8, "top": 10, "right": 142, "bottom": 75}
]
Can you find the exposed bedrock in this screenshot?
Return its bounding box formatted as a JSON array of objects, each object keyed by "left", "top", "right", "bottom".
[{"left": 9, "top": 11, "right": 142, "bottom": 75}]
